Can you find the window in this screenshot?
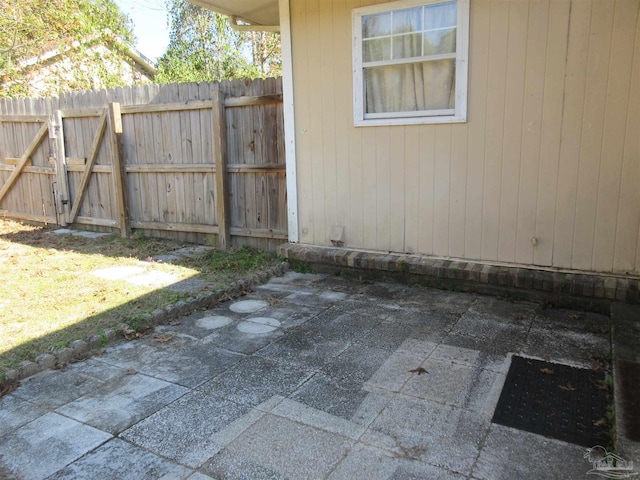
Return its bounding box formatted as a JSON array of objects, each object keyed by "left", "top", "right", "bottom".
[{"left": 352, "top": 0, "right": 469, "bottom": 126}]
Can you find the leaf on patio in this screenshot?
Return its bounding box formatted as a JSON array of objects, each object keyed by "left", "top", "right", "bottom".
[
  {"left": 591, "top": 357, "right": 606, "bottom": 372},
  {"left": 559, "top": 382, "right": 576, "bottom": 391},
  {"left": 123, "top": 327, "right": 143, "bottom": 340},
  {"left": 126, "top": 369, "right": 137, "bottom": 375},
  {"left": 409, "top": 367, "right": 429, "bottom": 375},
  {"left": 540, "top": 368, "right": 554, "bottom": 374},
  {"left": 567, "top": 313, "right": 584, "bottom": 320},
  {"left": 153, "top": 332, "right": 176, "bottom": 343},
  {"left": 0, "top": 381, "right": 20, "bottom": 397}
]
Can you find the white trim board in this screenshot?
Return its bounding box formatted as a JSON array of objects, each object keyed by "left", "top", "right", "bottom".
[{"left": 279, "top": 0, "right": 299, "bottom": 242}]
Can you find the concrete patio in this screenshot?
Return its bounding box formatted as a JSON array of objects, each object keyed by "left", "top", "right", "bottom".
[{"left": 0, "top": 271, "right": 635, "bottom": 479}]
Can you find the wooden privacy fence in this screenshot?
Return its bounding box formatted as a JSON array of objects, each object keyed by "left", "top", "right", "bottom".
[{"left": 0, "top": 79, "right": 287, "bottom": 250}]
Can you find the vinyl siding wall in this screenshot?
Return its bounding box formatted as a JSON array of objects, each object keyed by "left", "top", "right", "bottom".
[{"left": 289, "top": 0, "right": 640, "bottom": 275}]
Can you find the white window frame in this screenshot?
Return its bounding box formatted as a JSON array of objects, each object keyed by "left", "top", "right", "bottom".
[{"left": 352, "top": 0, "right": 469, "bottom": 126}]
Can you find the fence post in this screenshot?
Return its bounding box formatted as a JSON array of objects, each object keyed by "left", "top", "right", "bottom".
[
  {"left": 212, "top": 87, "right": 230, "bottom": 249},
  {"left": 107, "top": 102, "right": 131, "bottom": 238},
  {"left": 51, "top": 110, "right": 70, "bottom": 226}
]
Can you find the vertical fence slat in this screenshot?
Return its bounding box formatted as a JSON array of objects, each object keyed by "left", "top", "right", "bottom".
[
  {"left": 212, "top": 88, "right": 230, "bottom": 249},
  {"left": 52, "top": 110, "right": 70, "bottom": 225},
  {"left": 108, "top": 102, "right": 130, "bottom": 237}
]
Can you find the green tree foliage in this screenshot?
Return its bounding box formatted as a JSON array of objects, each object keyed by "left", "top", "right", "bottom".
[
  {"left": 0, "top": 0, "right": 135, "bottom": 97},
  {"left": 248, "top": 30, "right": 282, "bottom": 78},
  {"left": 156, "top": 0, "right": 281, "bottom": 83}
]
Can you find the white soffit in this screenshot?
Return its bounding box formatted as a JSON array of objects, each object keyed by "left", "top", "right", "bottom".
[{"left": 187, "top": 0, "right": 280, "bottom": 26}]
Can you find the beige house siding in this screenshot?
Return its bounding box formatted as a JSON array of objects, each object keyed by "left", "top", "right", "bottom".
[{"left": 289, "top": 0, "right": 640, "bottom": 275}]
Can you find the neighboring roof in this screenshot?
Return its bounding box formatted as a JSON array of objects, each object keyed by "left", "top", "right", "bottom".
[
  {"left": 20, "top": 31, "right": 157, "bottom": 78},
  {"left": 188, "top": 0, "right": 280, "bottom": 26}
]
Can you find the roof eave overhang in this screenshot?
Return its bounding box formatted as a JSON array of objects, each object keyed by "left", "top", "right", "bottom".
[{"left": 187, "top": 0, "right": 280, "bottom": 28}]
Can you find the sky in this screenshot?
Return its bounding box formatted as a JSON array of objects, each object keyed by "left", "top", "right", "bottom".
[{"left": 114, "top": 0, "right": 170, "bottom": 61}]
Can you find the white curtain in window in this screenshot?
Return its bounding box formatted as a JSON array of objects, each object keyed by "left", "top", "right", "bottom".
[
  {"left": 365, "top": 59, "right": 455, "bottom": 114},
  {"left": 364, "top": 2, "right": 457, "bottom": 115}
]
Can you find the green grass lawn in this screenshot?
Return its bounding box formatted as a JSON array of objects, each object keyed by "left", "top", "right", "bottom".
[{"left": 0, "top": 219, "right": 278, "bottom": 375}]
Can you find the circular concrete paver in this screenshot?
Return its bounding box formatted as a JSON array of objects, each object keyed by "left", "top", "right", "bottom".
[
  {"left": 320, "top": 291, "right": 348, "bottom": 302},
  {"left": 229, "top": 300, "right": 269, "bottom": 314},
  {"left": 237, "top": 317, "right": 281, "bottom": 334},
  {"left": 196, "top": 316, "right": 234, "bottom": 330},
  {"left": 91, "top": 266, "right": 146, "bottom": 281}
]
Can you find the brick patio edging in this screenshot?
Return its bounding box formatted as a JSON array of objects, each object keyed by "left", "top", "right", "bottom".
[
  {"left": 2, "top": 262, "right": 289, "bottom": 387},
  {"left": 277, "top": 243, "right": 639, "bottom": 309}
]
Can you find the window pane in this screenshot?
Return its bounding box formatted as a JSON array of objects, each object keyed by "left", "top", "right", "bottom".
[
  {"left": 363, "top": 12, "right": 391, "bottom": 38},
  {"left": 392, "top": 33, "right": 422, "bottom": 59},
  {"left": 423, "top": 28, "right": 456, "bottom": 55},
  {"left": 364, "top": 59, "right": 455, "bottom": 114},
  {"left": 363, "top": 38, "right": 391, "bottom": 62},
  {"left": 392, "top": 7, "right": 422, "bottom": 34},
  {"left": 424, "top": 1, "right": 457, "bottom": 30}
]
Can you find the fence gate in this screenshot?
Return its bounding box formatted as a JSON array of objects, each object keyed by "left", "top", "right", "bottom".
[{"left": 58, "top": 106, "right": 124, "bottom": 233}]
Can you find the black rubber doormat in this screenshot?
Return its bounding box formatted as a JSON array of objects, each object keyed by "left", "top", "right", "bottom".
[{"left": 492, "top": 355, "right": 610, "bottom": 447}]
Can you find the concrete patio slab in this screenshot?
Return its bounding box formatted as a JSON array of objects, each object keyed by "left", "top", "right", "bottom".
[
  {"left": 0, "top": 394, "right": 47, "bottom": 437},
  {"left": 1, "top": 271, "right": 633, "bottom": 479},
  {"left": 522, "top": 326, "right": 610, "bottom": 368},
  {"left": 402, "top": 357, "right": 503, "bottom": 414},
  {"left": 328, "top": 443, "right": 467, "bottom": 480},
  {"left": 0, "top": 412, "right": 111, "bottom": 480},
  {"left": 291, "top": 372, "right": 370, "bottom": 420},
  {"left": 120, "top": 390, "right": 252, "bottom": 468},
  {"left": 199, "top": 321, "right": 285, "bottom": 355},
  {"left": 200, "top": 356, "right": 313, "bottom": 407},
  {"left": 321, "top": 342, "right": 399, "bottom": 383},
  {"left": 11, "top": 360, "right": 124, "bottom": 409},
  {"left": 46, "top": 438, "right": 193, "bottom": 480},
  {"left": 366, "top": 396, "right": 488, "bottom": 475},
  {"left": 472, "top": 424, "right": 587, "bottom": 480},
  {"left": 131, "top": 343, "right": 244, "bottom": 388},
  {"left": 51, "top": 229, "right": 111, "bottom": 239},
  {"left": 202, "top": 413, "right": 354, "bottom": 480},
  {"left": 56, "top": 373, "right": 189, "bottom": 434},
  {"left": 256, "top": 328, "right": 352, "bottom": 371}
]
